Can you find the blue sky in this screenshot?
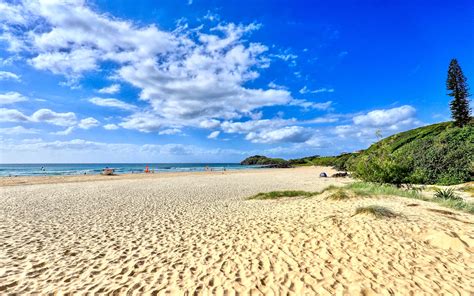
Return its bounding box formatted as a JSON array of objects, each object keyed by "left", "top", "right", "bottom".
[{"left": 0, "top": 0, "right": 473, "bottom": 163}]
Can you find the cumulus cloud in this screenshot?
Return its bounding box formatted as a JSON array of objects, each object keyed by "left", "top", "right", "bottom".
[
  {"left": 89, "top": 97, "right": 137, "bottom": 111},
  {"left": 0, "top": 125, "right": 38, "bottom": 135},
  {"left": 207, "top": 131, "right": 220, "bottom": 139},
  {"left": 0, "top": 1, "right": 320, "bottom": 131},
  {"left": 158, "top": 128, "right": 182, "bottom": 135},
  {"left": 0, "top": 71, "right": 20, "bottom": 81},
  {"left": 0, "top": 92, "right": 28, "bottom": 105},
  {"left": 334, "top": 105, "right": 421, "bottom": 139},
  {"left": 0, "top": 108, "right": 30, "bottom": 122},
  {"left": 30, "top": 109, "right": 77, "bottom": 126},
  {"left": 199, "top": 119, "right": 221, "bottom": 129},
  {"left": 78, "top": 117, "right": 100, "bottom": 129},
  {"left": 220, "top": 118, "right": 295, "bottom": 134},
  {"left": 97, "top": 84, "right": 120, "bottom": 94},
  {"left": 103, "top": 123, "right": 119, "bottom": 130},
  {"left": 119, "top": 113, "right": 164, "bottom": 133},
  {"left": 352, "top": 105, "right": 417, "bottom": 127},
  {"left": 245, "top": 126, "right": 312, "bottom": 144}
]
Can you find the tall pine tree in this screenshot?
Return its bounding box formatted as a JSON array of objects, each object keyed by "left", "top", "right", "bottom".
[{"left": 446, "top": 59, "right": 471, "bottom": 127}]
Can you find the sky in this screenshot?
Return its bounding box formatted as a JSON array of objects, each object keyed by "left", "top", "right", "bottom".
[{"left": 0, "top": 0, "right": 473, "bottom": 163}]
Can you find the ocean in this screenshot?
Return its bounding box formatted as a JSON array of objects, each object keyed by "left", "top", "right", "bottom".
[{"left": 0, "top": 163, "right": 261, "bottom": 177}]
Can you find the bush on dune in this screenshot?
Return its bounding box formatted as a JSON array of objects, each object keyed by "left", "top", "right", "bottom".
[{"left": 349, "top": 123, "right": 474, "bottom": 186}]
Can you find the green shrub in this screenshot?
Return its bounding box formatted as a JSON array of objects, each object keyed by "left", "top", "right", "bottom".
[
  {"left": 349, "top": 123, "right": 474, "bottom": 185},
  {"left": 433, "top": 188, "right": 462, "bottom": 200}
]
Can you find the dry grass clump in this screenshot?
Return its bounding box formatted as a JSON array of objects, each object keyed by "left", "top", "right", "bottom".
[
  {"left": 248, "top": 190, "right": 314, "bottom": 200},
  {"left": 248, "top": 185, "right": 340, "bottom": 200},
  {"left": 354, "top": 205, "right": 397, "bottom": 218},
  {"left": 326, "top": 189, "right": 350, "bottom": 201}
]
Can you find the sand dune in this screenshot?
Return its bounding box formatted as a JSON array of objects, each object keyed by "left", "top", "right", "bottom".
[{"left": 0, "top": 167, "right": 473, "bottom": 295}]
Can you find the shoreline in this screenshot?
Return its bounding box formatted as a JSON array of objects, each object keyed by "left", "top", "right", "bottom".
[{"left": 0, "top": 166, "right": 333, "bottom": 187}]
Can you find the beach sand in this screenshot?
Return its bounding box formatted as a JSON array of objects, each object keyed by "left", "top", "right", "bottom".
[{"left": 1, "top": 166, "right": 473, "bottom": 295}]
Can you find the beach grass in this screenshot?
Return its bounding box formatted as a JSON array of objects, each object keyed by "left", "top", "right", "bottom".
[
  {"left": 354, "top": 205, "right": 397, "bottom": 218},
  {"left": 248, "top": 181, "right": 474, "bottom": 214},
  {"left": 459, "top": 184, "right": 474, "bottom": 197},
  {"left": 249, "top": 190, "right": 315, "bottom": 200},
  {"left": 345, "top": 182, "right": 423, "bottom": 199},
  {"left": 248, "top": 185, "right": 340, "bottom": 200},
  {"left": 326, "top": 189, "right": 350, "bottom": 201}
]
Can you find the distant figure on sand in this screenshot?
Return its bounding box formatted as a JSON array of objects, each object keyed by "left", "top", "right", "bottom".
[{"left": 145, "top": 165, "right": 150, "bottom": 173}]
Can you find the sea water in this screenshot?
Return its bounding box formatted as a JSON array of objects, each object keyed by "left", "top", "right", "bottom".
[{"left": 0, "top": 163, "right": 261, "bottom": 177}]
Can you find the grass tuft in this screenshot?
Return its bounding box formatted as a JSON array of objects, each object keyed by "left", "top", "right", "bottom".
[
  {"left": 248, "top": 190, "right": 314, "bottom": 200},
  {"left": 460, "top": 185, "right": 474, "bottom": 197},
  {"left": 326, "top": 189, "right": 350, "bottom": 201},
  {"left": 434, "top": 188, "right": 462, "bottom": 200},
  {"left": 354, "top": 205, "right": 397, "bottom": 218},
  {"left": 346, "top": 182, "right": 422, "bottom": 199},
  {"left": 248, "top": 185, "right": 341, "bottom": 200},
  {"left": 433, "top": 198, "right": 474, "bottom": 214}
]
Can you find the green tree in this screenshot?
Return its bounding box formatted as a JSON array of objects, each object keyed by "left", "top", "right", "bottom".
[{"left": 446, "top": 59, "right": 471, "bottom": 127}]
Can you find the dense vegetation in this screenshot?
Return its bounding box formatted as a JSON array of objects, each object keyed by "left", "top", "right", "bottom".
[
  {"left": 288, "top": 153, "right": 358, "bottom": 171},
  {"left": 240, "top": 155, "right": 291, "bottom": 167},
  {"left": 260, "top": 122, "right": 474, "bottom": 185},
  {"left": 349, "top": 122, "right": 473, "bottom": 185}
]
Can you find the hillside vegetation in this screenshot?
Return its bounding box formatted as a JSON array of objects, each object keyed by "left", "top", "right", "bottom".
[
  {"left": 240, "top": 155, "right": 291, "bottom": 168},
  {"left": 292, "top": 122, "right": 474, "bottom": 185}
]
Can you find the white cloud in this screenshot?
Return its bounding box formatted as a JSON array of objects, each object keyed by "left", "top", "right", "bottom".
[
  {"left": 51, "top": 126, "right": 74, "bottom": 136},
  {"left": 89, "top": 97, "right": 137, "bottom": 111},
  {"left": 119, "top": 113, "right": 164, "bottom": 133},
  {"left": 333, "top": 105, "right": 421, "bottom": 140},
  {"left": 0, "top": 108, "right": 30, "bottom": 122},
  {"left": 97, "top": 84, "right": 120, "bottom": 94},
  {"left": 271, "top": 53, "right": 298, "bottom": 61},
  {"left": 30, "top": 109, "right": 77, "bottom": 126},
  {"left": 299, "top": 86, "right": 334, "bottom": 94},
  {"left": 220, "top": 118, "right": 294, "bottom": 134},
  {"left": 103, "top": 124, "right": 119, "bottom": 130},
  {"left": 0, "top": 92, "right": 28, "bottom": 105},
  {"left": 78, "top": 117, "right": 100, "bottom": 129},
  {"left": 290, "top": 99, "right": 333, "bottom": 110},
  {"left": 159, "top": 128, "right": 182, "bottom": 135},
  {"left": 199, "top": 119, "right": 221, "bottom": 129},
  {"left": 0, "top": 71, "right": 20, "bottom": 81},
  {"left": 207, "top": 131, "right": 220, "bottom": 139},
  {"left": 245, "top": 126, "right": 312, "bottom": 144},
  {"left": 0, "top": 125, "right": 38, "bottom": 135},
  {"left": 353, "top": 105, "right": 417, "bottom": 127},
  {"left": 1, "top": 1, "right": 299, "bottom": 129},
  {"left": 267, "top": 81, "right": 287, "bottom": 90}
]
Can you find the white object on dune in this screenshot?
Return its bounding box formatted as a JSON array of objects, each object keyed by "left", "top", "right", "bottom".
[{"left": 101, "top": 168, "right": 115, "bottom": 175}]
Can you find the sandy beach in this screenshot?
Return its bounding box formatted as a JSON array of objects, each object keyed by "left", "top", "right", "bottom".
[{"left": 1, "top": 166, "right": 473, "bottom": 295}]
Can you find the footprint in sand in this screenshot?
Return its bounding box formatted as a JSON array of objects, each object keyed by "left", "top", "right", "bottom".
[{"left": 423, "top": 231, "right": 472, "bottom": 252}]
